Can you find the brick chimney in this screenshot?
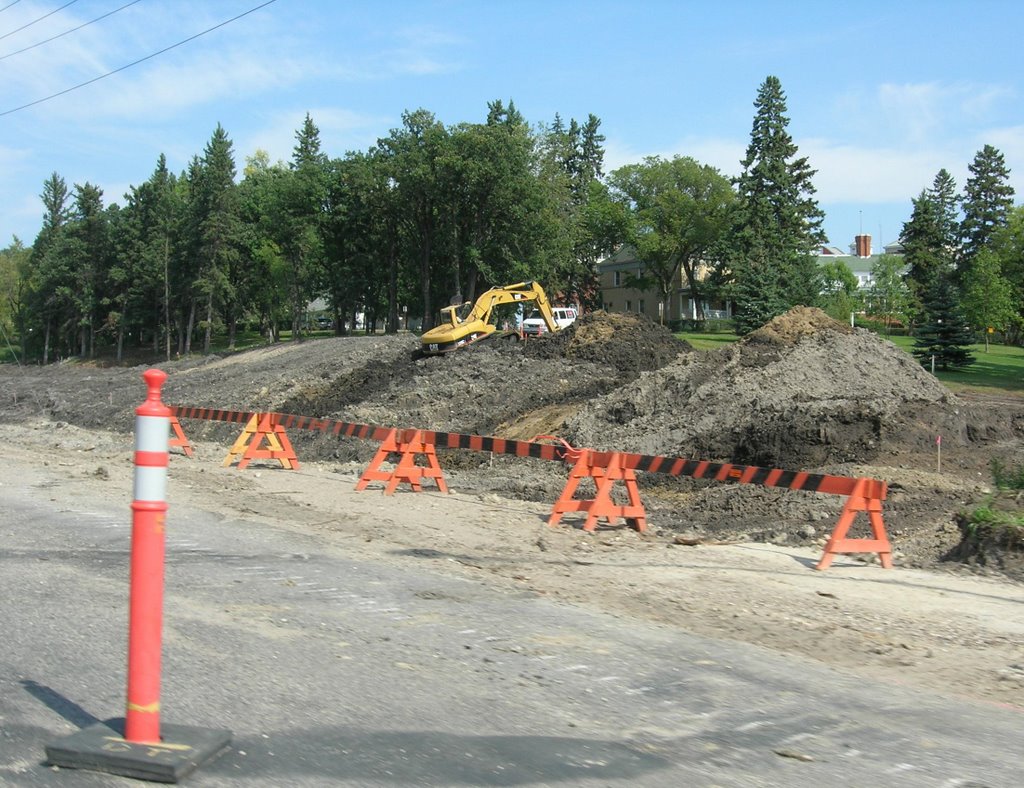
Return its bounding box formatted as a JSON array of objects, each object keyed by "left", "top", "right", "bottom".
[{"left": 855, "top": 234, "right": 872, "bottom": 257}]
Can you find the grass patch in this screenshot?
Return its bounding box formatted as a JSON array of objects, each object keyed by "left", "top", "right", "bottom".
[
  {"left": 885, "top": 336, "right": 1024, "bottom": 396},
  {"left": 954, "top": 459, "right": 1024, "bottom": 563},
  {"left": 676, "top": 332, "right": 740, "bottom": 351}
]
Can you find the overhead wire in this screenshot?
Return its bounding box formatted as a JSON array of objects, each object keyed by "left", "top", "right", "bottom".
[
  {"left": 0, "top": 1, "right": 24, "bottom": 14},
  {"left": 0, "top": 0, "right": 143, "bottom": 61},
  {"left": 0, "top": 0, "right": 78, "bottom": 42},
  {"left": 0, "top": 0, "right": 280, "bottom": 118}
]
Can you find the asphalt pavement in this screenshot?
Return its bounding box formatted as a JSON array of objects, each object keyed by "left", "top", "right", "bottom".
[{"left": 2, "top": 467, "right": 1022, "bottom": 787}]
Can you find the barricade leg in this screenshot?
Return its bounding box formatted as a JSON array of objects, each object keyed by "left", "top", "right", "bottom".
[
  {"left": 548, "top": 451, "right": 646, "bottom": 532},
  {"left": 223, "top": 413, "right": 299, "bottom": 470},
  {"left": 168, "top": 415, "right": 193, "bottom": 458},
  {"left": 357, "top": 430, "right": 448, "bottom": 494},
  {"left": 816, "top": 477, "right": 892, "bottom": 570}
]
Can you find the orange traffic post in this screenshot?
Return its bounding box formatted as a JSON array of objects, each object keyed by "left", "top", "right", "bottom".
[
  {"left": 356, "top": 429, "right": 449, "bottom": 494},
  {"left": 816, "top": 477, "right": 892, "bottom": 570},
  {"left": 548, "top": 449, "right": 647, "bottom": 532},
  {"left": 45, "top": 369, "right": 231, "bottom": 782},
  {"left": 124, "top": 368, "right": 172, "bottom": 742}
]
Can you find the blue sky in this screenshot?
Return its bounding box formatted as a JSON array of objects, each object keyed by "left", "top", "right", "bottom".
[{"left": 2, "top": 0, "right": 1022, "bottom": 254}]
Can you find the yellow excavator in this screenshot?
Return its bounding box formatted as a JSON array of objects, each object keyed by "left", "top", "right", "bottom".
[{"left": 418, "top": 280, "right": 559, "bottom": 356}]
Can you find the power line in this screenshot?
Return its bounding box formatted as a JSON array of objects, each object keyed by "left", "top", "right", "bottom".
[
  {"left": 0, "top": 0, "right": 143, "bottom": 61},
  {"left": 0, "top": 1, "right": 24, "bottom": 14},
  {"left": 0, "top": 0, "right": 79, "bottom": 42},
  {"left": 0, "top": 0, "right": 280, "bottom": 118}
]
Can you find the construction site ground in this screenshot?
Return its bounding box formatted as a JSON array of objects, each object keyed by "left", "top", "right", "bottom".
[{"left": 2, "top": 308, "right": 1023, "bottom": 712}]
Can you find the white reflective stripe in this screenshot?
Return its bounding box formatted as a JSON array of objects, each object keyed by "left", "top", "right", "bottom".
[
  {"left": 133, "top": 465, "right": 167, "bottom": 502},
  {"left": 135, "top": 414, "right": 170, "bottom": 453}
]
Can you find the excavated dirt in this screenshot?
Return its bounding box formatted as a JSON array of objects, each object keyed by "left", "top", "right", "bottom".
[{"left": 3, "top": 307, "right": 1024, "bottom": 707}]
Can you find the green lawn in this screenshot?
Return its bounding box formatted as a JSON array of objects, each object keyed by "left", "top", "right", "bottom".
[
  {"left": 885, "top": 335, "right": 1024, "bottom": 395},
  {"left": 677, "top": 330, "right": 1023, "bottom": 397},
  {"left": 678, "top": 332, "right": 739, "bottom": 351}
]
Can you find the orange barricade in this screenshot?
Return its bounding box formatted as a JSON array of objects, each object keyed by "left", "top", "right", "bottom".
[
  {"left": 222, "top": 413, "right": 299, "bottom": 470},
  {"left": 168, "top": 415, "right": 194, "bottom": 458},
  {"left": 548, "top": 447, "right": 647, "bottom": 533},
  {"left": 355, "top": 429, "right": 448, "bottom": 495},
  {"left": 815, "top": 477, "right": 892, "bottom": 570}
]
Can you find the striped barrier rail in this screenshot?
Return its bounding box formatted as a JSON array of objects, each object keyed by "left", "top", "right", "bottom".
[{"left": 169, "top": 406, "right": 891, "bottom": 569}]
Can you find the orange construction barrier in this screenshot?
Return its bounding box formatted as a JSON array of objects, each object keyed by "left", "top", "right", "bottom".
[
  {"left": 222, "top": 413, "right": 299, "bottom": 470},
  {"left": 168, "top": 415, "right": 194, "bottom": 458},
  {"left": 548, "top": 447, "right": 647, "bottom": 533},
  {"left": 815, "top": 477, "right": 892, "bottom": 569},
  {"left": 356, "top": 429, "right": 448, "bottom": 495}
]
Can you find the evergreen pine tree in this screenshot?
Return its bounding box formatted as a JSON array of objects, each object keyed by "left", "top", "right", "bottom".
[
  {"left": 959, "top": 144, "right": 1014, "bottom": 285},
  {"left": 930, "top": 168, "right": 960, "bottom": 249},
  {"left": 912, "top": 273, "right": 976, "bottom": 371},
  {"left": 726, "top": 76, "right": 826, "bottom": 333}
]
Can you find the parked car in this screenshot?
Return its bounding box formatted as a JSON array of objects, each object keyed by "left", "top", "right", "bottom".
[{"left": 520, "top": 306, "right": 578, "bottom": 336}]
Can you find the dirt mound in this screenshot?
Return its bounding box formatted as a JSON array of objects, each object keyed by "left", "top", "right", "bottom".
[
  {"left": 747, "top": 306, "right": 853, "bottom": 346},
  {"left": 523, "top": 310, "right": 691, "bottom": 374},
  {"left": 566, "top": 306, "right": 959, "bottom": 468}
]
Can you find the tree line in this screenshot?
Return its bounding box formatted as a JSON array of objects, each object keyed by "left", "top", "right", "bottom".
[{"left": 1, "top": 76, "right": 1021, "bottom": 368}]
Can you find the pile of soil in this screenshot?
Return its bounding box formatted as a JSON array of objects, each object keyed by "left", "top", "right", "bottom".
[
  {"left": 566, "top": 307, "right": 956, "bottom": 468},
  {"left": 522, "top": 310, "right": 692, "bottom": 375}
]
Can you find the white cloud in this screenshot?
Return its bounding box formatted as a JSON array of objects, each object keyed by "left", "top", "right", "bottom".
[
  {"left": 833, "top": 81, "right": 1017, "bottom": 149},
  {"left": 801, "top": 139, "right": 951, "bottom": 204},
  {"left": 385, "top": 24, "right": 465, "bottom": 76}
]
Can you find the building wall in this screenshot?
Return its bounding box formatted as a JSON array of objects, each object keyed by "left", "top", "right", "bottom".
[{"left": 597, "top": 248, "right": 730, "bottom": 322}]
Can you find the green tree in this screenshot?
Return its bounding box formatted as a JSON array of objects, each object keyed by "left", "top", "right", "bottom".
[
  {"left": 193, "top": 124, "right": 244, "bottom": 353},
  {"left": 818, "top": 258, "right": 862, "bottom": 324},
  {"left": 280, "top": 113, "right": 329, "bottom": 339},
  {"left": 991, "top": 205, "right": 1024, "bottom": 345},
  {"left": 912, "top": 273, "right": 976, "bottom": 371},
  {"left": 867, "top": 254, "right": 912, "bottom": 335},
  {"left": 0, "top": 237, "right": 31, "bottom": 361},
  {"left": 378, "top": 109, "right": 451, "bottom": 330},
  {"left": 28, "top": 172, "right": 73, "bottom": 362},
  {"left": 538, "top": 112, "right": 611, "bottom": 308},
  {"left": 64, "top": 182, "right": 110, "bottom": 357},
  {"left": 726, "top": 75, "right": 826, "bottom": 334},
  {"left": 607, "top": 155, "right": 734, "bottom": 323},
  {"left": 114, "top": 155, "right": 180, "bottom": 360},
  {"left": 961, "top": 247, "right": 1018, "bottom": 351},
  {"left": 959, "top": 144, "right": 1014, "bottom": 285},
  {"left": 445, "top": 100, "right": 550, "bottom": 301},
  {"left": 901, "top": 170, "right": 959, "bottom": 296}
]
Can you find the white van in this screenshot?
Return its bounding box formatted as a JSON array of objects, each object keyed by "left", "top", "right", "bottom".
[{"left": 521, "top": 306, "right": 578, "bottom": 336}]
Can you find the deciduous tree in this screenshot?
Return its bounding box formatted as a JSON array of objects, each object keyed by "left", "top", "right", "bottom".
[{"left": 607, "top": 156, "right": 734, "bottom": 323}]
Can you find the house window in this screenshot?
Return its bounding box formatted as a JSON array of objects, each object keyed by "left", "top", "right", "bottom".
[
  {"left": 604, "top": 302, "right": 612, "bottom": 311},
  {"left": 613, "top": 271, "right": 621, "bottom": 287},
  {"left": 638, "top": 299, "right": 645, "bottom": 314},
  {"left": 626, "top": 300, "right": 632, "bottom": 312}
]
